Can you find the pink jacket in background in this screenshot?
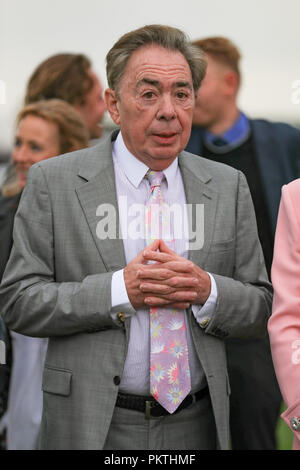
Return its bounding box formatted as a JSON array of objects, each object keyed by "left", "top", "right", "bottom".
[{"left": 268, "top": 179, "right": 300, "bottom": 450}]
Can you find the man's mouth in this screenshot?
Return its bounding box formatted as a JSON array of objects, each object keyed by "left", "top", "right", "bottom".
[{"left": 152, "top": 132, "right": 178, "bottom": 144}]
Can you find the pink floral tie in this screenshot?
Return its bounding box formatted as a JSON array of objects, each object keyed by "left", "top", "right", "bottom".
[{"left": 145, "top": 170, "right": 191, "bottom": 413}]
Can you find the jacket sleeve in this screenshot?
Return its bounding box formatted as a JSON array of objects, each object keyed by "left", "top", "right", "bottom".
[
  {"left": 0, "top": 164, "right": 118, "bottom": 338},
  {"left": 268, "top": 181, "right": 300, "bottom": 442},
  {"left": 205, "top": 171, "right": 273, "bottom": 339}
]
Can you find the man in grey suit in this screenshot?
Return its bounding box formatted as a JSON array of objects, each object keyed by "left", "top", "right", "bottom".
[{"left": 0, "top": 25, "right": 272, "bottom": 450}]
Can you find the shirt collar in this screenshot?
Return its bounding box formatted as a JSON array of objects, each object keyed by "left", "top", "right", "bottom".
[
  {"left": 204, "top": 111, "right": 250, "bottom": 147},
  {"left": 112, "top": 131, "right": 178, "bottom": 188}
]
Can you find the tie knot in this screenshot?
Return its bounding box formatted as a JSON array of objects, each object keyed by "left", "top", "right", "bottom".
[{"left": 145, "top": 170, "right": 165, "bottom": 188}]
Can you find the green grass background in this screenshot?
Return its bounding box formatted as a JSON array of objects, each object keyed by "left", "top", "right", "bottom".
[{"left": 276, "top": 403, "right": 293, "bottom": 450}]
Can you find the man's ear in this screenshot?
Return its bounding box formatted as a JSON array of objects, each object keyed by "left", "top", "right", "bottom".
[
  {"left": 223, "top": 71, "right": 239, "bottom": 97},
  {"left": 105, "top": 88, "right": 120, "bottom": 125}
]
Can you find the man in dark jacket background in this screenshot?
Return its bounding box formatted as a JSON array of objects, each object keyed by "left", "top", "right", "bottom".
[{"left": 186, "top": 36, "right": 300, "bottom": 450}]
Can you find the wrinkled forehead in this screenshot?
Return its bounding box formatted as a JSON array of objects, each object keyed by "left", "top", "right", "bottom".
[{"left": 121, "top": 45, "right": 193, "bottom": 89}]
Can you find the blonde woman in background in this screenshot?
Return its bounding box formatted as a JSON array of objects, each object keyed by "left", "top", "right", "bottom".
[{"left": 0, "top": 99, "right": 89, "bottom": 449}]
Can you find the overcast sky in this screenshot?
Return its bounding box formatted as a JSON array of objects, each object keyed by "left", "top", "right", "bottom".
[{"left": 1, "top": 0, "right": 300, "bottom": 151}]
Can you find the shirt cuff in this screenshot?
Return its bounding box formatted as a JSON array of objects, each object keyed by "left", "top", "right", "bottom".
[
  {"left": 191, "top": 272, "right": 217, "bottom": 328},
  {"left": 111, "top": 269, "right": 136, "bottom": 317}
]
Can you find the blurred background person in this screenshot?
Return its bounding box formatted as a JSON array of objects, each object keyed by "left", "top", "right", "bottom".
[
  {"left": 24, "top": 53, "right": 107, "bottom": 140},
  {"left": 0, "top": 316, "right": 10, "bottom": 450},
  {"left": 186, "top": 36, "right": 300, "bottom": 450},
  {"left": 268, "top": 179, "right": 300, "bottom": 451},
  {"left": 0, "top": 153, "right": 10, "bottom": 187},
  {"left": 0, "top": 53, "right": 107, "bottom": 187},
  {"left": 0, "top": 52, "right": 106, "bottom": 449},
  {"left": 0, "top": 99, "right": 89, "bottom": 449}
]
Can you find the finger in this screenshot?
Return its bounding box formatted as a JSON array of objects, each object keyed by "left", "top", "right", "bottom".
[
  {"left": 143, "top": 260, "right": 193, "bottom": 274},
  {"left": 144, "top": 238, "right": 162, "bottom": 249},
  {"left": 167, "top": 290, "right": 198, "bottom": 302},
  {"left": 140, "top": 282, "right": 174, "bottom": 295},
  {"left": 143, "top": 249, "right": 174, "bottom": 263},
  {"left": 140, "top": 277, "right": 198, "bottom": 292},
  {"left": 133, "top": 240, "right": 160, "bottom": 266},
  {"left": 149, "top": 239, "right": 160, "bottom": 251},
  {"left": 163, "top": 260, "right": 195, "bottom": 273},
  {"left": 145, "top": 290, "right": 197, "bottom": 303},
  {"left": 157, "top": 239, "right": 175, "bottom": 254},
  {"left": 166, "top": 276, "right": 198, "bottom": 288},
  {"left": 137, "top": 267, "right": 173, "bottom": 280},
  {"left": 141, "top": 239, "right": 160, "bottom": 260},
  {"left": 144, "top": 296, "right": 191, "bottom": 309},
  {"left": 138, "top": 259, "right": 194, "bottom": 278}
]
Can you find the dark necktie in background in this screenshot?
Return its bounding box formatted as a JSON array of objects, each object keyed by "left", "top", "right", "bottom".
[{"left": 212, "top": 137, "right": 228, "bottom": 147}]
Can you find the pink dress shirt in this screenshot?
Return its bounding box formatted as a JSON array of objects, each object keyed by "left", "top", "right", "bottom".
[{"left": 268, "top": 178, "right": 300, "bottom": 449}]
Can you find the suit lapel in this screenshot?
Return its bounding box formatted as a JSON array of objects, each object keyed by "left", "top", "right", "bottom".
[
  {"left": 75, "top": 132, "right": 127, "bottom": 272},
  {"left": 179, "top": 152, "right": 218, "bottom": 268},
  {"left": 75, "top": 136, "right": 219, "bottom": 272}
]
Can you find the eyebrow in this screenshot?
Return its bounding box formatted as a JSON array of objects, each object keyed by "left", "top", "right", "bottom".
[
  {"left": 136, "top": 78, "right": 192, "bottom": 91},
  {"left": 175, "top": 81, "right": 193, "bottom": 91},
  {"left": 136, "top": 78, "right": 161, "bottom": 89}
]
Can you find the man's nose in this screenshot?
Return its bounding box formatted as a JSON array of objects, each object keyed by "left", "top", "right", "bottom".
[{"left": 156, "top": 95, "right": 177, "bottom": 121}]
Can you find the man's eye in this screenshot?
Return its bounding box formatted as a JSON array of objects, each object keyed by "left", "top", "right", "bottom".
[
  {"left": 143, "top": 91, "right": 156, "bottom": 99},
  {"left": 176, "top": 92, "right": 188, "bottom": 99}
]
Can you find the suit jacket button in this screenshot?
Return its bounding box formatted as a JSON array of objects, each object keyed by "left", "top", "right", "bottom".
[
  {"left": 117, "top": 312, "right": 125, "bottom": 322},
  {"left": 113, "top": 376, "right": 121, "bottom": 386},
  {"left": 200, "top": 317, "right": 210, "bottom": 328},
  {"left": 290, "top": 417, "right": 300, "bottom": 431}
]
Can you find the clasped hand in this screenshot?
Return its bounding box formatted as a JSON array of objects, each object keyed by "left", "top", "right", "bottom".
[{"left": 124, "top": 239, "right": 211, "bottom": 310}]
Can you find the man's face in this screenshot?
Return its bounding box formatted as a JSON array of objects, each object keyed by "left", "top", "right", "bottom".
[
  {"left": 75, "top": 69, "right": 106, "bottom": 139},
  {"left": 193, "top": 54, "right": 228, "bottom": 129},
  {"left": 106, "top": 45, "right": 195, "bottom": 170}
]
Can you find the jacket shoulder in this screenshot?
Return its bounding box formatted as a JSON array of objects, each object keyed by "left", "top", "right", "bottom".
[
  {"left": 36, "top": 142, "right": 106, "bottom": 173},
  {"left": 181, "top": 149, "right": 241, "bottom": 179},
  {"left": 284, "top": 178, "right": 300, "bottom": 201},
  {"left": 27, "top": 134, "right": 113, "bottom": 188},
  {"left": 252, "top": 118, "right": 300, "bottom": 137}
]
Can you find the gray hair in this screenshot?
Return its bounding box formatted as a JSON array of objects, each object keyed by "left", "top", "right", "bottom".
[{"left": 106, "top": 24, "right": 207, "bottom": 96}]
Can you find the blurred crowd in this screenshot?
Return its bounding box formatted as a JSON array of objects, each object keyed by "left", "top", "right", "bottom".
[{"left": 0, "top": 53, "right": 107, "bottom": 449}]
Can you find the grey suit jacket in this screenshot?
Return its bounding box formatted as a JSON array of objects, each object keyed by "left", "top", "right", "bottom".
[{"left": 0, "top": 130, "right": 272, "bottom": 449}]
